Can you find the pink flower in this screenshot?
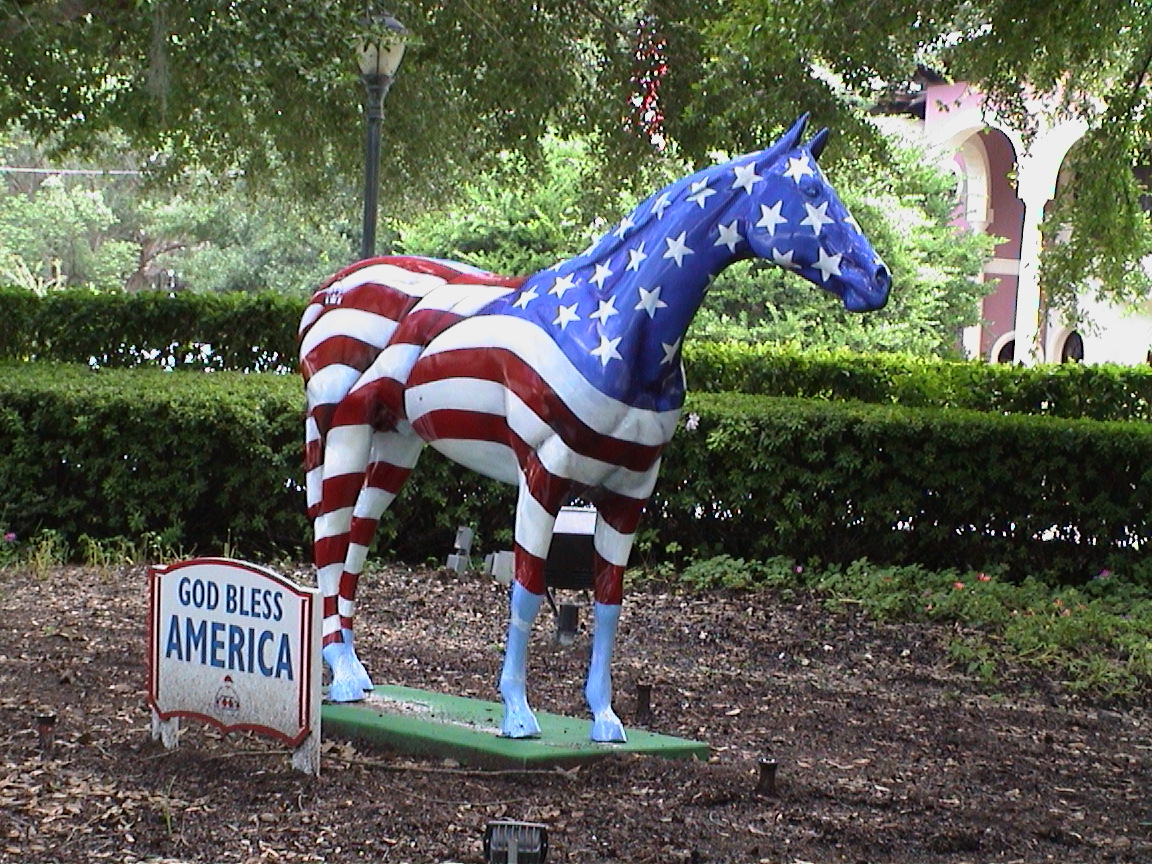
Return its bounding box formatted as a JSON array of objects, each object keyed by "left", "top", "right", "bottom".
[
  {"left": 977, "top": 573, "right": 991, "bottom": 582},
  {"left": 952, "top": 581, "right": 965, "bottom": 590},
  {"left": 2, "top": 532, "right": 14, "bottom": 543}
]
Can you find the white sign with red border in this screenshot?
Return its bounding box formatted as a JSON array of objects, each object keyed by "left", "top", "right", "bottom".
[{"left": 147, "top": 558, "right": 321, "bottom": 773}]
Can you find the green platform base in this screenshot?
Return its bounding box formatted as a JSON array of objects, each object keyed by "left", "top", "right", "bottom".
[{"left": 320, "top": 684, "right": 709, "bottom": 769}]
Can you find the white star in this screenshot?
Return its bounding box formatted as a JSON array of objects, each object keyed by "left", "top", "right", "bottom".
[
  {"left": 635, "top": 286, "right": 668, "bottom": 318},
  {"left": 801, "top": 201, "right": 834, "bottom": 235},
  {"left": 590, "top": 263, "right": 613, "bottom": 290},
  {"left": 626, "top": 243, "right": 648, "bottom": 272},
  {"left": 715, "top": 220, "right": 742, "bottom": 253},
  {"left": 686, "top": 179, "right": 716, "bottom": 208},
  {"left": 784, "top": 154, "right": 815, "bottom": 182},
  {"left": 513, "top": 287, "right": 539, "bottom": 308},
  {"left": 731, "top": 162, "right": 764, "bottom": 194},
  {"left": 590, "top": 296, "right": 619, "bottom": 322},
  {"left": 771, "top": 247, "right": 799, "bottom": 270},
  {"left": 590, "top": 334, "right": 623, "bottom": 366},
  {"left": 756, "top": 201, "right": 788, "bottom": 236},
  {"left": 660, "top": 338, "right": 682, "bottom": 365},
  {"left": 652, "top": 192, "right": 673, "bottom": 219},
  {"left": 613, "top": 214, "right": 635, "bottom": 239},
  {"left": 549, "top": 273, "right": 577, "bottom": 298},
  {"left": 553, "top": 303, "right": 579, "bottom": 329},
  {"left": 812, "top": 247, "right": 843, "bottom": 282},
  {"left": 663, "top": 231, "right": 694, "bottom": 267}
]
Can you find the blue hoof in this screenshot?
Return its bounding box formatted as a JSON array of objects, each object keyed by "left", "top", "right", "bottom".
[
  {"left": 590, "top": 711, "right": 627, "bottom": 743},
  {"left": 323, "top": 642, "right": 369, "bottom": 703},
  {"left": 501, "top": 706, "right": 541, "bottom": 739}
]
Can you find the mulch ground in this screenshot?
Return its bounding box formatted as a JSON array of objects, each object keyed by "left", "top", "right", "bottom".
[{"left": 0, "top": 563, "right": 1149, "bottom": 863}]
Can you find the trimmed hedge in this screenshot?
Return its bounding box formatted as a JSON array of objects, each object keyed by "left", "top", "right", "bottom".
[
  {"left": 4, "top": 286, "right": 1151, "bottom": 420},
  {"left": 0, "top": 286, "right": 300, "bottom": 372},
  {"left": 0, "top": 363, "right": 514, "bottom": 561},
  {"left": 1, "top": 363, "right": 1147, "bottom": 583},
  {"left": 682, "top": 342, "right": 1152, "bottom": 421},
  {"left": 652, "top": 393, "right": 1152, "bottom": 583}
]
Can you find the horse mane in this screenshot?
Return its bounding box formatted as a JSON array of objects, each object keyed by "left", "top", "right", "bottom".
[{"left": 547, "top": 132, "right": 800, "bottom": 280}]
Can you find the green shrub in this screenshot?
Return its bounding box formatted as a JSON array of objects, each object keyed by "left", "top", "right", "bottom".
[
  {"left": 4, "top": 288, "right": 1152, "bottom": 420},
  {"left": 648, "top": 393, "right": 1152, "bottom": 583}
]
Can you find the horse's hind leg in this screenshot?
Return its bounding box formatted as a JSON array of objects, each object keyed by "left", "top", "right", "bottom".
[{"left": 317, "top": 404, "right": 422, "bottom": 701}]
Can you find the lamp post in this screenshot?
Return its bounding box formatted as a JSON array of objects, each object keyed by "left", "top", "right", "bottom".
[{"left": 357, "top": 13, "right": 407, "bottom": 261}]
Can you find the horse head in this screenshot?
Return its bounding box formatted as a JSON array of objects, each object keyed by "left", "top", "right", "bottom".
[{"left": 741, "top": 114, "right": 890, "bottom": 313}]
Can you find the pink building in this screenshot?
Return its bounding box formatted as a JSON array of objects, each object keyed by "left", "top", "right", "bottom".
[{"left": 884, "top": 80, "right": 1152, "bottom": 365}]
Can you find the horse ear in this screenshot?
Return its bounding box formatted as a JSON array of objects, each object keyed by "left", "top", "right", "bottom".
[
  {"left": 809, "top": 128, "right": 831, "bottom": 161},
  {"left": 781, "top": 113, "right": 810, "bottom": 149}
]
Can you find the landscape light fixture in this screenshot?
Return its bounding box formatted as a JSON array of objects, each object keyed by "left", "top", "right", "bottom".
[
  {"left": 483, "top": 820, "right": 549, "bottom": 864},
  {"left": 447, "top": 525, "right": 474, "bottom": 574},
  {"left": 356, "top": 9, "right": 407, "bottom": 260}
]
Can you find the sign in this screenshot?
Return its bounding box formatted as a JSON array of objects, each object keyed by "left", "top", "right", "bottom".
[{"left": 147, "top": 558, "right": 321, "bottom": 771}]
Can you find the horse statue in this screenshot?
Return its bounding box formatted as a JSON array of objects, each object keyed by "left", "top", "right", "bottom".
[{"left": 299, "top": 115, "right": 890, "bottom": 742}]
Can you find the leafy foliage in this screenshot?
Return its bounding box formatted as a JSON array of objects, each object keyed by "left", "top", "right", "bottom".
[{"left": 1, "top": 2, "right": 1147, "bottom": 307}]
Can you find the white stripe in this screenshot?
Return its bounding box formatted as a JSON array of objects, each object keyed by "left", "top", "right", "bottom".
[
  {"left": 406, "top": 377, "right": 665, "bottom": 497},
  {"left": 315, "top": 507, "right": 354, "bottom": 542},
  {"left": 351, "top": 343, "right": 424, "bottom": 391},
  {"left": 322, "top": 618, "right": 342, "bottom": 637},
  {"left": 338, "top": 597, "right": 357, "bottom": 618},
  {"left": 299, "top": 302, "right": 324, "bottom": 335},
  {"left": 595, "top": 517, "right": 635, "bottom": 567},
  {"left": 410, "top": 282, "right": 515, "bottom": 315},
  {"left": 353, "top": 486, "right": 396, "bottom": 519},
  {"left": 427, "top": 438, "right": 519, "bottom": 485},
  {"left": 346, "top": 543, "right": 369, "bottom": 574},
  {"left": 315, "top": 506, "right": 354, "bottom": 541},
  {"left": 317, "top": 562, "right": 343, "bottom": 596},
  {"left": 306, "top": 465, "right": 322, "bottom": 510},
  {"left": 307, "top": 364, "right": 366, "bottom": 408},
  {"left": 418, "top": 316, "right": 681, "bottom": 444},
  {"left": 323, "top": 425, "right": 372, "bottom": 477},
  {"left": 329, "top": 262, "right": 447, "bottom": 296},
  {"left": 515, "top": 483, "right": 557, "bottom": 559},
  {"left": 299, "top": 307, "right": 398, "bottom": 360}
]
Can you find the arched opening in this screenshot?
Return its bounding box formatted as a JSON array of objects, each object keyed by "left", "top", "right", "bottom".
[
  {"left": 1060, "top": 331, "right": 1084, "bottom": 363},
  {"left": 995, "top": 338, "right": 1016, "bottom": 364}
]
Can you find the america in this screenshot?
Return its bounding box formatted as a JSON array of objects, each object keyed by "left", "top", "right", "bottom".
[{"left": 164, "top": 614, "right": 294, "bottom": 680}]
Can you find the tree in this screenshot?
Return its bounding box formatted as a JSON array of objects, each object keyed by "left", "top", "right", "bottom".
[{"left": 1, "top": 1, "right": 1147, "bottom": 305}]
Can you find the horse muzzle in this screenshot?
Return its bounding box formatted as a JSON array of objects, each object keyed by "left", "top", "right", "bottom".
[{"left": 843, "top": 262, "right": 891, "bottom": 313}]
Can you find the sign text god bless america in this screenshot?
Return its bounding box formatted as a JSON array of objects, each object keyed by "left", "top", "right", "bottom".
[{"left": 148, "top": 559, "right": 318, "bottom": 746}]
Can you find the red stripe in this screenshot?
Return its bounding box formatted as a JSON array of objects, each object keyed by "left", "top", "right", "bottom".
[
  {"left": 321, "top": 473, "right": 365, "bottom": 511},
  {"left": 304, "top": 438, "right": 323, "bottom": 473},
  {"left": 314, "top": 535, "right": 348, "bottom": 569},
  {"left": 349, "top": 516, "right": 379, "bottom": 549},
  {"left": 513, "top": 542, "right": 547, "bottom": 594},
  {"left": 365, "top": 460, "right": 414, "bottom": 496},
  {"left": 593, "top": 553, "right": 625, "bottom": 605},
  {"left": 301, "top": 334, "right": 388, "bottom": 381},
  {"left": 410, "top": 348, "right": 664, "bottom": 473},
  {"left": 590, "top": 490, "right": 647, "bottom": 535}
]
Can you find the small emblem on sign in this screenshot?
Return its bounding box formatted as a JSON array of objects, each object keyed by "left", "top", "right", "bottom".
[{"left": 215, "top": 675, "right": 241, "bottom": 714}]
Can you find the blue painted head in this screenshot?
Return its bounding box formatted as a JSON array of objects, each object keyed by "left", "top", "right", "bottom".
[{"left": 733, "top": 114, "right": 890, "bottom": 312}]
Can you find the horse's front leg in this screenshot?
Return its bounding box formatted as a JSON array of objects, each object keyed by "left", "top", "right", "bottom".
[
  {"left": 586, "top": 489, "right": 649, "bottom": 742},
  {"left": 499, "top": 471, "right": 564, "bottom": 738}
]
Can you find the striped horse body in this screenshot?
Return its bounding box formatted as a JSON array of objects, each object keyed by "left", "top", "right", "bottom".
[{"left": 299, "top": 115, "right": 891, "bottom": 741}]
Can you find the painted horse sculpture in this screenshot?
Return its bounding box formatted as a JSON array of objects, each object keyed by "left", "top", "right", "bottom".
[{"left": 299, "top": 115, "right": 890, "bottom": 742}]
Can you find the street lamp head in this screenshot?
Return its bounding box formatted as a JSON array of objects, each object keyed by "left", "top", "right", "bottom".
[{"left": 357, "top": 14, "right": 407, "bottom": 80}]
